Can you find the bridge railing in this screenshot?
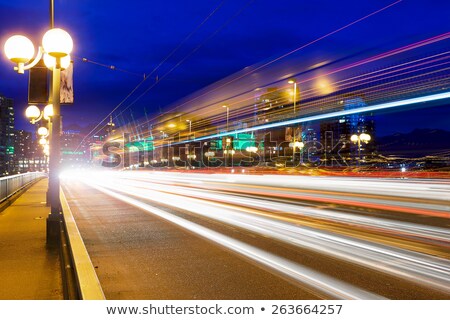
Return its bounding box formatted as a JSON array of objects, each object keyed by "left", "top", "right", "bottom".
[{"left": 0, "top": 172, "right": 47, "bottom": 203}]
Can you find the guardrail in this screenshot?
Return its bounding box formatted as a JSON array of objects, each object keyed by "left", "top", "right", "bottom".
[{"left": 0, "top": 172, "right": 47, "bottom": 203}]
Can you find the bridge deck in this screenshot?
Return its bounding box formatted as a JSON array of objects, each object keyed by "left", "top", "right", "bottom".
[{"left": 0, "top": 179, "right": 63, "bottom": 299}]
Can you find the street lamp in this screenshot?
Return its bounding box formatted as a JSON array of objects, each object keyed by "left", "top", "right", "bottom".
[
  {"left": 224, "top": 149, "right": 235, "bottom": 167},
  {"left": 4, "top": 35, "right": 36, "bottom": 74},
  {"left": 25, "top": 104, "right": 53, "bottom": 124},
  {"left": 38, "top": 126, "right": 49, "bottom": 137},
  {"left": 43, "top": 53, "right": 71, "bottom": 70},
  {"left": 4, "top": 27, "right": 73, "bottom": 243},
  {"left": 186, "top": 119, "right": 192, "bottom": 135},
  {"left": 246, "top": 146, "right": 258, "bottom": 166},
  {"left": 288, "top": 79, "right": 301, "bottom": 161},
  {"left": 43, "top": 143, "right": 50, "bottom": 155},
  {"left": 185, "top": 119, "right": 195, "bottom": 141},
  {"left": 39, "top": 137, "right": 48, "bottom": 145},
  {"left": 204, "top": 151, "right": 215, "bottom": 168},
  {"left": 288, "top": 78, "right": 297, "bottom": 115},
  {"left": 289, "top": 141, "right": 304, "bottom": 149},
  {"left": 289, "top": 140, "right": 304, "bottom": 162},
  {"left": 351, "top": 133, "right": 371, "bottom": 162}
]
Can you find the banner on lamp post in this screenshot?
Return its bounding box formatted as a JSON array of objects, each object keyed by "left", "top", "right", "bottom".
[{"left": 61, "top": 61, "right": 74, "bottom": 104}]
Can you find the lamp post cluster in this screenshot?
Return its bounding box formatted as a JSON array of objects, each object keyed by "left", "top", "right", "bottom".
[
  {"left": 351, "top": 133, "right": 371, "bottom": 162},
  {"left": 4, "top": 27, "right": 73, "bottom": 243}
]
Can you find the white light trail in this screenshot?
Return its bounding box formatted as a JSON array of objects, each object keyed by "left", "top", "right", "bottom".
[
  {"left": 86, "top": 181, "right": 383, "bottom": 300},
  {"left": 179, "top": 91, "right": 450, "bottom": 143},
  {"left": 68, "top": 172, "right": 450, "bottom": 294}
]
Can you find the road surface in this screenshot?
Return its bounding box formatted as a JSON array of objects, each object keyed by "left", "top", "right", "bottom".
[{"left": 62, "top": 170, "right": 450, "bottom": 299}]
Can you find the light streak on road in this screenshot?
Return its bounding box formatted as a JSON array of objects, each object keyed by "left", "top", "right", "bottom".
[
  {"left": 107, "top": 179, "right": 450, "bottom": 243},
  {"left": 61, "top": 170, "right": 450, "bottom": 298},
  {"left": 86, "top": 182, "right": 383, "bottom": 300}
]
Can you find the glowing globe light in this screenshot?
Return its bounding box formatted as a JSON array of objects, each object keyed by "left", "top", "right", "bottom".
[
  {"left": 43, "top": 104, "right": 53, "bottom": 120},
  {"left": 295, "top": 141, "right": 304, "bottom": 148},
  {"left": 25, "top": 105, "right": 41, "bottom": 119},
  {"left": 42, "top": 28, "right": 73, "bottom": 58},
  {"left": 360, "top": 133, "right": 371, "bottom": 142},
  {"left": 38, "top": 127, "right": 49, "bottom": 136},
  {"left": 39, "top": 138, "right": 47, "bottom": 145},
  {"left": 289, "top": 141, "right": 304, "bottom": 148},
  {"left": 350, "top": 134, "right": 359, "bottom": 142},
  {"left": 4, "top": 35, "right": 35, "bottom": 63},
  {"left": 43, "top": 53, "right": 71, "bottom": 70}
]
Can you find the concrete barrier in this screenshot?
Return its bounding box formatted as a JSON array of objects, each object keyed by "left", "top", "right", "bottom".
[{"left": 60, "top": 189, "right": 105, "bottom": 300}]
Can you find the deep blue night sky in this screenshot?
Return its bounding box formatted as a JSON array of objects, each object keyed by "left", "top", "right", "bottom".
[{"left": 0, "top": 0, "right": 449, "bottom": 136}]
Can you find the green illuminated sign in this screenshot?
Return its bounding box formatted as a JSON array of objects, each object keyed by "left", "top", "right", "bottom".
[
  {"left": 211, "top": 133, "right": 256, "bottom": 150},
  {"left": 126, "top": 138, "right": 154, "bottom": 152},
  {"left": 6, "top": 146, "right": 14, "bottom": 155}
]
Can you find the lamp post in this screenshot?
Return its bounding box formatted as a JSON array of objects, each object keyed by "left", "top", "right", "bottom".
[
  {"left": 288, "top": 79, "right": 299, "bottom": 160},
  {"left": 186, "top": 119, "right": 192, "bottom": 137},
  {"left": 4, "top": 28, "right": 73, "bottom": 243},
  {"left": 246, "top": 146, "right": 258, "bottom": 165},
  {"left": 224, "top": 149, "right": 235, "bottom": 167},
  {"left": 289, "top": 141, "right": 304, "bottom": 163},
  {"left": 26, "top": 103, "right": 54, "bottom": 203},
  {"left": 25, "top": 104, "right": 54, "bottom": 124},
  {"left": 350, "top": 133, "right": 371, "bottom": 164},
  {"left": 222, "top": 105, "right": 229, "bottom": 132},
  {"left": 288, "top": 79, "right": 297, "bottom": 115},
  {"left": 205, "top": 151, "right": 215, "bottom": 168}
]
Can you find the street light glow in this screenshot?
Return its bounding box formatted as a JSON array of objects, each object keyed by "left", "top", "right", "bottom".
[
  {"left": 4, "top": 35, "right": 35, "bottom": 63},
  {"left": 38, "top": 127, "right": 49, "bottom": 137},
  {"left": 43, "top": 104, "right": 54, "bottom": 120},
  {"left": 43, "top": 53, "right": 71, "bottom": 70},
  {"left": 42, "top": 28, "right": 73, "bottom": 58},
  {"left": 360, "top": 133, "right": 371, "bottom": 142},
  {"left": 25, "top": 105, "right": 41, "bottom": 120}
]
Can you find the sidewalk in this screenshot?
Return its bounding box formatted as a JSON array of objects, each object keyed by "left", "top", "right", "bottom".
[{"left": 0, "top": 178, "right": 63, "bottom": 299}]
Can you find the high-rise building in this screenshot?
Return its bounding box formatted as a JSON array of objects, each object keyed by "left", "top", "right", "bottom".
[
  {"left": 320, "top": 96, "right": 375, "bottom": 164},
  {"left": 61, "top": 127, "right": 88, "bottom": 169},
  {"left": 13, "top": 130, "right": 33, "bottom": 173},
  {"left": 302, "top": 126, "right": 320, "bottom": 163},
  {"left": 0, "top": 94, "right": 15, "bottom": 176}
]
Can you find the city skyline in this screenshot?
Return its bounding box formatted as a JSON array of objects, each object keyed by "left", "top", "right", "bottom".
[
  {"left": 0, "top": 0, "right": 449, "bottom": 310},
  {"left": 0, "top": 0, "right": 449, "bottom": 136}
]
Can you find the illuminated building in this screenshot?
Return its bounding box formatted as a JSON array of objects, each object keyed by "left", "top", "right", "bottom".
[
  {"left": 0, "top": 94, "right": 15, "bottom": 176},
  {"left": 320, "top": 96, "right": 376, "bottom": 164}
]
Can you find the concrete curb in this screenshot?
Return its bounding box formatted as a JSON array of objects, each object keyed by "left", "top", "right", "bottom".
[{"left": 60, "top": 188, "right": 106, "bottom": 300}]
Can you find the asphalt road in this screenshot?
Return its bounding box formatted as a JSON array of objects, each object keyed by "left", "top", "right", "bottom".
[{"left": 62, "top": 170, "right": 450, "bottom": 299}]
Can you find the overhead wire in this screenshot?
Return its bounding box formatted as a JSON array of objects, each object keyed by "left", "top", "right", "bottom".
[
  {"left": 74, "top": 0, "right": 229, "bottom": 151},
  {"left": 111, "top": 0, "right": 256, "bottom": 123},
  {"left": 125, "top": 0, "right": 405, "bottom": 135},
  {"left": 80, "top": 0, "right": 405, "bottom": 148}
]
